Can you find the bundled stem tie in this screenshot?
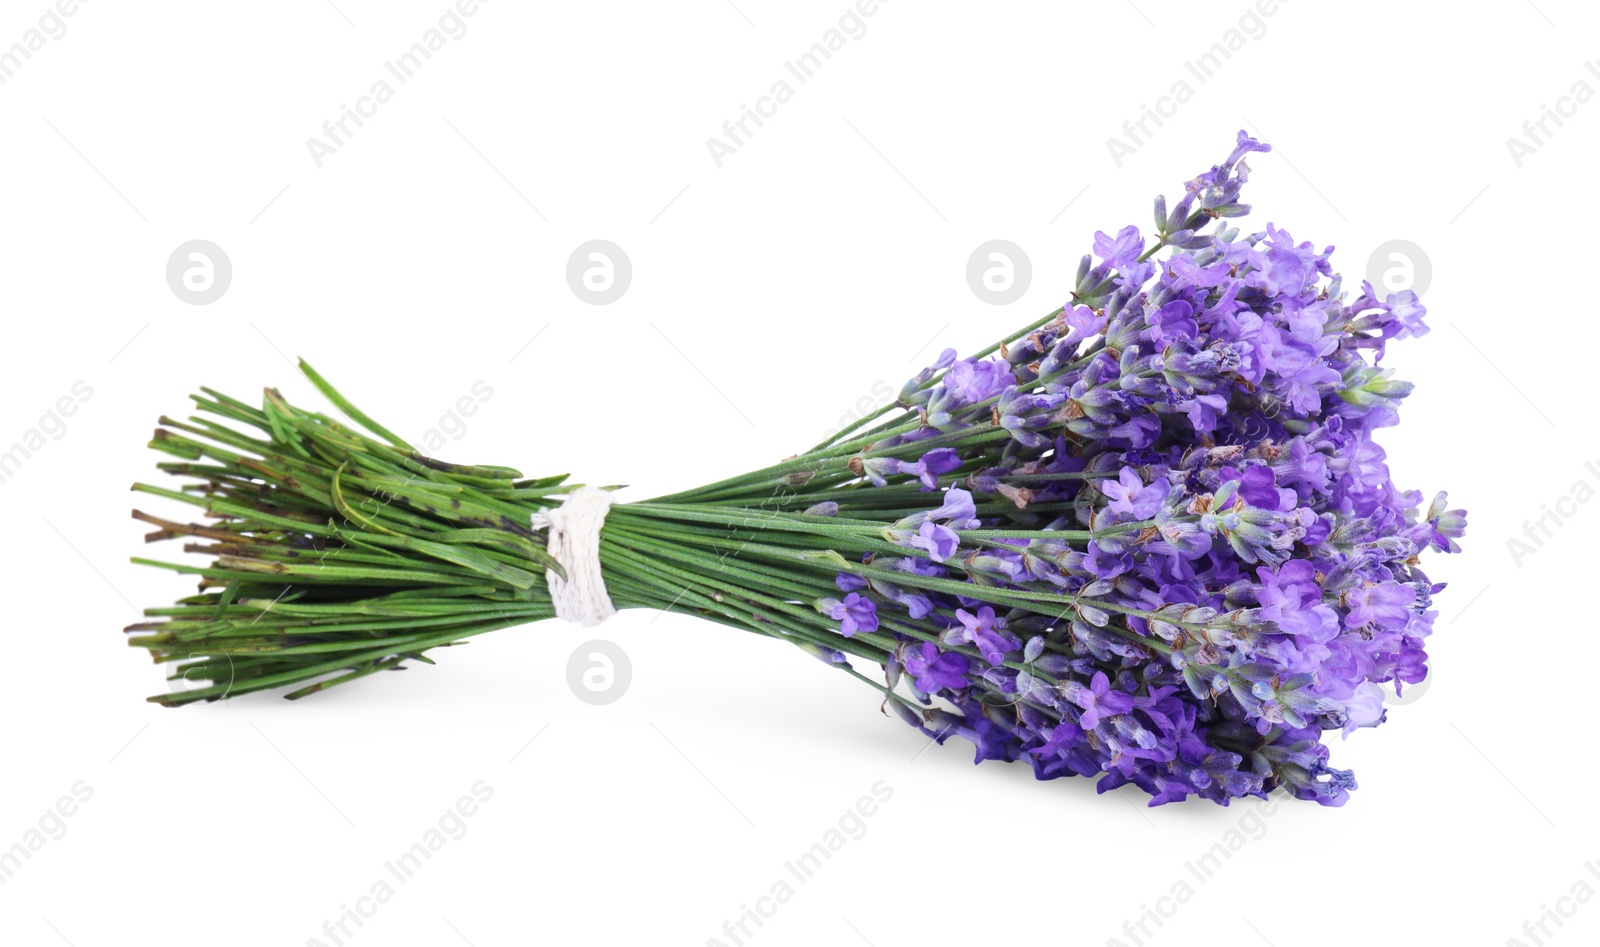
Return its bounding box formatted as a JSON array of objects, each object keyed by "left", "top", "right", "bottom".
[
  {"left": 127, "top": 130, "right": 1467, "bottom": 807},
  {"left": 531, "top": 485, "right": 619, "bottom": 627}
]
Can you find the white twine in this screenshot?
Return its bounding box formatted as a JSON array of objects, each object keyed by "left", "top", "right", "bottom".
[{"left": 530, "top": 486, "right": 618, "bottom": 627}]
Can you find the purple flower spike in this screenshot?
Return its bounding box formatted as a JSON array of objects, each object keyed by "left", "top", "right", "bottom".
[{"left": 129, "top": 130, "right": 1469, "bottom": 810}]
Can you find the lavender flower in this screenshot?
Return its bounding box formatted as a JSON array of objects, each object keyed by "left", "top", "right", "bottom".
[
  {"left": 943, "top": 358, "right": 1015, "bottom": 405},
  {"left": 131, "top": 131, "right": 1467, "bottom": 813},
  {"left": 949, "top": 606, "right": 1019, "bottom": 666},
  {"left": 1093, "top": 225, "right": 1144, "bottom": 269},
  {"left": 1101, "top": 467, "right": 1170, "bottom": 519},
  {"left": 828, "top": 593, "right": 879, "bottom": 637},
  {"left": 904, "top": 642, "right": 970, "bottom": 693},
  {"left": 1068, "top": 672, "right": 1135, "bottom": 729},
  {"left": 805, "top": 131, "right": 1467, "bottom": 806}
]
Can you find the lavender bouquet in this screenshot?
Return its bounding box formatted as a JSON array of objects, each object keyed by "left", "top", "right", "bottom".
[{"left": 129, "top": 132, "right": 1464, "bottom": 806}]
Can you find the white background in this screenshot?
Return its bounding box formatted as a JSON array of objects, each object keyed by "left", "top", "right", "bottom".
[{"left": 0, "top": 1, "right": 1589, "bottom": 945}]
